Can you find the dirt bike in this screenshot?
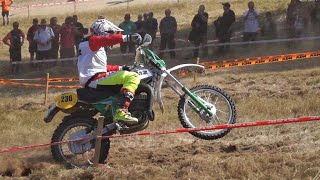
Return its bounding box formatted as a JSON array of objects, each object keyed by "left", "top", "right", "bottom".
[{"left": 44, "top": 36, "right": 236, "bottom": 168}]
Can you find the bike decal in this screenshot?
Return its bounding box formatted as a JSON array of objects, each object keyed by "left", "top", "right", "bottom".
[{"left": 136, "top": 69, "right": 153, "bottom": 79}]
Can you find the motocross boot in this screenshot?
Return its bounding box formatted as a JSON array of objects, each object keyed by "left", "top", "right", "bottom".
[{"left": 113, "top": 88, "right": 139, "bottom": 125}]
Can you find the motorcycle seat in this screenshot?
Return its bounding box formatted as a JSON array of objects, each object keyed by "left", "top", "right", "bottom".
[{"left": 76, "top": 85, "right": 122, "bottom": 103}]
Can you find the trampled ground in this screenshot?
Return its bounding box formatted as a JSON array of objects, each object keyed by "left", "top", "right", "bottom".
[
  {"left": 0, "top": 0, "right": 320, "bottom": 179},
  {"left": 0, "top": 58, "right": 320, "bottom": 179}
]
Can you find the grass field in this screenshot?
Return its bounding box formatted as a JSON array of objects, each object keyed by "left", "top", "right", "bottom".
[
  {"left": 0, "top": 0, "right": 320, "bottom": 179},
  {"left": 0, "top": 58, "right": 320, "bottom": 179}
]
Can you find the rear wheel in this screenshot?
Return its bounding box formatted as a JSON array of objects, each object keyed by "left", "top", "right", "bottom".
[
  {"left": 51, "top": 116, "right": 110, "bottom": 168},
  {"left": 178, "top": 85, "right": 236, "bottom": 140}
]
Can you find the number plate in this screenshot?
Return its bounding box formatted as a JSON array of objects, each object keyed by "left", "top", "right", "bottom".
[
  {"left": 55, "top": 92, "right": 78, "bottom": 109},
  {"left": 136, "top": 68, "right": 153, "bottom": 79}
]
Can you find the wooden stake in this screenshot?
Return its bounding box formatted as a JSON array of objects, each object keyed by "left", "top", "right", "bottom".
[
  {"left": 74, "top": 1, "right": 76, "bottom": 14},
  {"left": 44, "top": 73, "right": 49, "bottom": 105},
  {"left": 196, "top": 57, "right": 200, "bottom": 65},
  {"left": 27, "top": 5, "right": 30, "bottom": 18},
  {"left": 93, "top": 116, "right": 104, "bottom": 167}
]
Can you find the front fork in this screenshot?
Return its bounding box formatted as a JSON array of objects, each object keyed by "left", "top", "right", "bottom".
[{"left": 164, "top": 70, "right": 213, "bottom": 117}]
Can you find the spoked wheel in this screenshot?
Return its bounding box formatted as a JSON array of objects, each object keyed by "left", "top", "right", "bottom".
[
  {"left": 178, "top": 85, "right": 236, "bottom": 140},
  {"left": 51, "top": 116, "right": 110, "bottom": 168}
]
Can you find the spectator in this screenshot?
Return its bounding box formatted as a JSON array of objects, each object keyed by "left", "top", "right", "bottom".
[
  {"left": 243, "top": 1, "right": 260, "bottom": 41},
  {"left": 189, "top": 5, "right": 208, "bottom": 58},
  {"left": 145, "top": 12, "right": 158, "bottom": 49},
  {"left": 261, "top": 12, "right": 277, "bottom": 39},
  {"left": 159, "top": 9, "right": 177, "bottom": 59},
  {"left": 98, "top": 15, "right": 105, "bottom": 19},
  {"left": 286, "top": 0, "right": 301, "bottom": 27},
  {"left": 49, "top": 17, "right": 61, "bottom": 59},
  {"left": 119, "top": 13, "right": 137, "bottom": 53},
  {"left": 33, "top": 19, "right": 54, "bottom": 62},
  {"left": 135, "top": 14, "right": 144, "bottom": 32},
  {"left": 142, "top": 13, "right": 148, "bottom": 33},
  {"left": 73, "top": 15, "right": 84, "bottom": 55},
  {"left": 60, "top": 16, "right": 77, "bottom": 59},
  {"left": 310, "top": 0, "right": 320, "bottom": 35},
  {"left": 286, "top": 0, "right": 301, "bottom": 38},
  {"left": 214, "top": 2, "right": 235, "bottom": 53},
  {"left": 27, "top": 18, "right": 39, "bottom": 62},
  {"left": 143, "top": 13, "right": 148, "bottom": 21},
  {"left": 1, "top": 0, "right": 13, "bottom": 25},
  {"left": 294, "top": 15, "right": 305, "bottom": 38},
  {"left": 2, "top": 21, "right": 25, "bottom": 73}
]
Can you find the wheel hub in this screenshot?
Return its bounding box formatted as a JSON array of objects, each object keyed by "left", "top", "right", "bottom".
[
  {"left": 68, "top": 129, "right": 94, "bottom": 154},
  {"left": 199, "top": 102, "right": 217, "bottom": 123}
]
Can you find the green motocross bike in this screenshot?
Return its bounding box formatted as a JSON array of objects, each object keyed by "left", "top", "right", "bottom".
[{"left": 44, "top": 36, "right": 236, "bottom": 168}]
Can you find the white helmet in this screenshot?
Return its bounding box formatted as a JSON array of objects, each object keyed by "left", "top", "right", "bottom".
[{"left": 90, "top": 19, "right": 123, "bottom": 36}]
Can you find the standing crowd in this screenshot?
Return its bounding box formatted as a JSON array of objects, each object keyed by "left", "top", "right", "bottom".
[
  {"left": 2, "top": 0, "right": 320, "bottom": 73},
  {"left": 3, "top": 15, "right": 85, "bottom": 73}
]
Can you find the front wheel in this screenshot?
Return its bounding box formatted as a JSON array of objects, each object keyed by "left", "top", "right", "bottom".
[{"left": 178, "top": 85, "right": 236, "bottom": 140}]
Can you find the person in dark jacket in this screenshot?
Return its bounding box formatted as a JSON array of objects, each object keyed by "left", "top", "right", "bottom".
[
  {"left": 135, "top": 14, "right": 144, "bottom": 32},
  {"left": 189, "top": 5, "right": 208, "bottom": 58},
  {"left": 310, "top": 0, "right": 320, "bottom": 35},
  {"left": 2, "top": 21, "right": 25, "bottom": 73},
  {"left": 26, "top": 18, "right": 39, "bottom": 62},
  {"left": 49, "top": 17, "right": 61, "bottom": 60},
  {"left": 159, "top": 9, "right": 177, "bottom": 59},
  {"left": 286, "top": 0, "right": 301, "bottom": 38},
  {"left": 214, "top": 2, "right": 235, "bottom": 53},
  {"left": 145, "top": 12, "right": 158, "bottom": 50},
  {"left": 73, "top": 15, "right": 84, "bottom": 55},
  {"left": 261, "top": 12, "right": 277, "bottom": 39}
]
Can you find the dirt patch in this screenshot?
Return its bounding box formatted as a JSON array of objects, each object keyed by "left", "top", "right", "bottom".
[
  {"left": 20, "top": 102, "right": 45, "bottom": 111},
  {"left": 0, "top": 152, "right": 55, "bottom": 178},
  {"left": 0, "top": 159, "right": 40, "bottom": 177},
  {"left": 0, "top": 63, "right": 319, "bottom": 179}
]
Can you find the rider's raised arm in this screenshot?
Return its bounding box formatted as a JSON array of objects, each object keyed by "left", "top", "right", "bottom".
[{"left": 89, "top": 34, "right": 125, "bottom": 51}]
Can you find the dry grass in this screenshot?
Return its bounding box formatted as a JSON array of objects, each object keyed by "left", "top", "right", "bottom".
[
  {"left": 0, "top": 0, "right": 320, "bottom": 179},
  {"left": 0, "top": 58, "right": 320, "bottom": 179}
]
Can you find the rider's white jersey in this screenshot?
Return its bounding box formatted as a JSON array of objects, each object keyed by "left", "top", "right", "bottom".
[
  {"left": 77, "top": 41, "right": 107, "bottom": 86},
  {"left": 77, "top": 34, "right": 124, "bottom": 86}
]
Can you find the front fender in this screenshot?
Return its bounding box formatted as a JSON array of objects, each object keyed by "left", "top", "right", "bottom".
[{"left": 156, "top": 64, "right": 205, "bottom": 113}]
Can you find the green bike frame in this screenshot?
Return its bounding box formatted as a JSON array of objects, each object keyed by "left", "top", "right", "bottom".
[
  {"left": 92, "top": 97, "right": 118, "bottom": 116},
  {"left": 143, "top": 49, "right": 213, "bottom": 116}
]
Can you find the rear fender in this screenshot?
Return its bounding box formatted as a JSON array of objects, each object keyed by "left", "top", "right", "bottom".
[
  {"left": 44, "top": 92, "right": 80, "bottom": 123},
  {"left": 44, "top": 104, "right": 60, "bottom": 123}
]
